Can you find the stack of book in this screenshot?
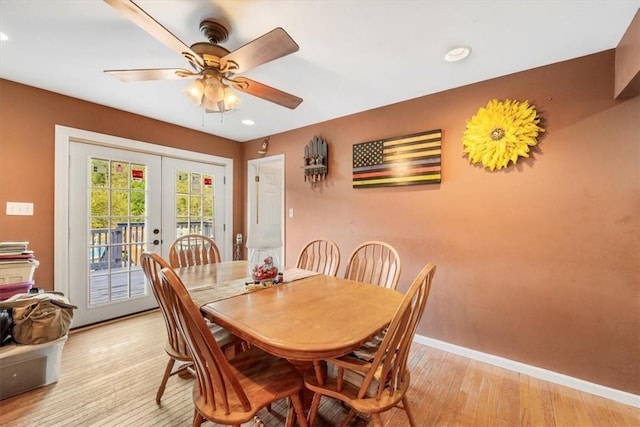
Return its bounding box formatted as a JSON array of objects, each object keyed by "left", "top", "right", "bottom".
[
  {"left": 0, "top": 241, "right": 34, "bottom": 259},
  {"left": 0, "top": 241, "right": 39, "bottom": 299}
]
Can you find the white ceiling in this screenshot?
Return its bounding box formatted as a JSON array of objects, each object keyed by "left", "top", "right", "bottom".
[{"left": 1, "top": 1, "right": 638, "bottom": 142}]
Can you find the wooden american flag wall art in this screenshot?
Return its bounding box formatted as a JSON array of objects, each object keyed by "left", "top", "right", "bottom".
[{"left": 352, "top": 129, "right": 442, "bottom": 188}]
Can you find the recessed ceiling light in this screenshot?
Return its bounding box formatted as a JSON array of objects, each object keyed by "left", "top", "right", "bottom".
[
  {"left": 445, "top": 46, "right": 471, "bottom": 62},
  {"left": 241, "top": 119, "right": 255, "bottom": 126},
  {"left": 0, "top": 32, "right": 8, "bottom": 41}
]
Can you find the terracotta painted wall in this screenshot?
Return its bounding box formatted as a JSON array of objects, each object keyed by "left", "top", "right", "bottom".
[
  {"left": 243, "top": 50, "right": 640, "bottom": 394},
  {"left": 0, "top": 79, "right": 246, "bottom": 290},
  {"left": 615, "top": 9, "right": 640, "bottom": 98},
  {"left": 1, "top": 49, "right": 638, "bottom": 396}
]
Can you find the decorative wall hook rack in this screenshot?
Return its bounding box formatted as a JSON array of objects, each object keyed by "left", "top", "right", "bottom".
[
  {"left": 257, "top": 137, "right": 269, "bottom": 155},
  {"left": 303, "top": 136, "right": 328, "bottom": 183}
]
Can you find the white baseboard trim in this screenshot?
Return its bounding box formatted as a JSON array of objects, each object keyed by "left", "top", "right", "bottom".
[{"left": 414, "top": 335, "right": 640, "bottom": 409}]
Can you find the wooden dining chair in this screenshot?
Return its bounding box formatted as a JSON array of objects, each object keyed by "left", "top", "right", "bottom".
[
  {"left": 343, "top": 241, "right": 402, "bottom": 289},
  {"left": 159, "top": 267, "right": 309, "bottom": 427},
  {"left": 140, "top": 252, "right": 241, "bottom": 403},
  {"left": 169, "top": 234, "right": 222, "bottom": 268},
  {"left": 296, "top": 238, "right": 341, "bottom": 276},
  {"left": 304, "top": 263, "right": 437, "bottom": 427}
]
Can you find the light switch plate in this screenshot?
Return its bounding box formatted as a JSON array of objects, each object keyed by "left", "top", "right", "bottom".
[{"left": 6, "top": 202, "right": 34, "bottom": 216}]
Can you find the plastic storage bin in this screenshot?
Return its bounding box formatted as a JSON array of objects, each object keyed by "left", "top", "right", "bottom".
[
  {"left": 0, "top": 282, "right": 33, "bottom": 300},
  {"left": 0, "top": 260, "right": 39, "bottom": 285},
  {"left": 0, "top": 335, "right": 67, "bottom": 400}
]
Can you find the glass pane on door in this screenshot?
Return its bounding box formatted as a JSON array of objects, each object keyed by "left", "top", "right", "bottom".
[
  {"left": 88, "top": 158, "right": 147, "bottom": 306},
  {"left": 175, "top": 170, "right": 215, "bottom": 238}
]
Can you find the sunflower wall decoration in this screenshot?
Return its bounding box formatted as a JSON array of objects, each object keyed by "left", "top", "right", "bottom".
[{"left": 461, "top": 99, "right": 544, "bottom": 171}]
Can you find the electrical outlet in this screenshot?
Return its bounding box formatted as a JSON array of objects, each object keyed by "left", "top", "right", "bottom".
[{"left": 6, "top": 202, "right": 34, "bottom": 216}]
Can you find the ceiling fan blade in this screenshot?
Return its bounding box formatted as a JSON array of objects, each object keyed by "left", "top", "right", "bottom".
[
  {"left": 221, "top": 28, "right": 299, "bottom": 74},
  {"left": 105, "top": 68, "right": 196, "bottom": 82},
  {"left": 232, "top": 77, "right": 302, "bottom": 109},
  {"left": 103, "top": 0, "right": 204, "bottom": 69}
]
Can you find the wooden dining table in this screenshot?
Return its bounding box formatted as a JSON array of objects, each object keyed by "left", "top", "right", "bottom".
[{"left": 177, "top": 260, "right": 404, "bottom": 362}]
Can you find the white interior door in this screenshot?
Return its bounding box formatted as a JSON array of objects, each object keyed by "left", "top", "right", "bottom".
[
  {"left": 247, "top": 156, "right": 285, "bottom": 266},
  {"left": 161, "top": 157, "right": 226, "bottom": 258},
  {"left": 68, "top": 142, "right": 161, "bottom": 327}
]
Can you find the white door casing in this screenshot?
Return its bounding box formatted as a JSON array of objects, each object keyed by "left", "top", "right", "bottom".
[{"left": 55, "top": 126, "right": 233, "bottom": 327}]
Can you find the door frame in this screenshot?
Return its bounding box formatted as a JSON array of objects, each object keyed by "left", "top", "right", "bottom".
[
  {"left": 246, "top": 154, "right": 285, "bottom": 266},
  {"left": 54, "top": 125, "right": 234, "bottom": 296}
]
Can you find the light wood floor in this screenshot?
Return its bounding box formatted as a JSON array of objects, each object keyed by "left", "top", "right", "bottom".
[{"left": 1, "top": 311, "right": 638, "bottom": 426}]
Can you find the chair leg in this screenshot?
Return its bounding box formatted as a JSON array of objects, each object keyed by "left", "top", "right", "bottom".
[
  {"left": 289, "top": 393, "right": 309, "bottom": 427},
  {"left": 156, "top": 358, "right": 175, "bottom": 403},
  {"left": 337, "top": 366, "right": 344, "bottom": 391},
  {"left": 307, "top": 393, "right": 322, "bottom": 426},
  {"left": 192, "top": 409, "right": 205, "bottom": 427},
  {"left": 285, "top": 398, "right": 295, "bottom": 427},
  {"left": 339, "top": 408, "right": 357, "bottom": 427},
  {"left": 177, "top": 362, "right": 194, "bottom": 378},
  {"left": 401, "top": 395, "right": 417, "bottom": 427},
  {"left": 370, "top": 413, "right": 383, "bottom": 427},
  {"left": 313, "top": 361, "right": 325, "bottom": 385}
]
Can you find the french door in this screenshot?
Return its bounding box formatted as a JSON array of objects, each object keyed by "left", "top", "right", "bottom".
[
  {"left": 68, "top": 143, "right": 161, "bottom": 326},
  {"left": 161, "top": 157, "right": 225, "bottom": 250},
  {"left": 67, "top": 142, "right": 226, "bottom": 327}
]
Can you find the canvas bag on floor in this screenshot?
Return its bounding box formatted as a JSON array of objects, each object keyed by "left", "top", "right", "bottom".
[{"left": 0, "top": 292, "right": 77, "bottom": 344}]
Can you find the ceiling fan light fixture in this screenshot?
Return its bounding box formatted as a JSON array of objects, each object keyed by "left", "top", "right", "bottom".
[
  {"left": 199, "top": 83, "right": 241, "bottom": 112},
  {"left": 222, "top": 86, "right": 241, "bottom": 110},
  {"left": 201, "top": 95, "right": 222, "bottom": 112},
  {"left": 204, "top": 78, "right": 224, "bottom": 101},
  {"left": 184, "top": 75, "right": 240, "bottom": 112},
  {"left": 184, "top": 79, "right": 205, "bottom": 104}
]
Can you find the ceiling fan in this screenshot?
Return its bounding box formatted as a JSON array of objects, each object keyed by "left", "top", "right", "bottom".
[{"left": 103, "top": 0, "right": 303, "bottom": 113}]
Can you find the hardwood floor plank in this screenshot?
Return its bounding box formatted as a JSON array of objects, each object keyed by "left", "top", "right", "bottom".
[
  {"left": 432, "top": 353, "right": 471, "bottom": 426},
  {"left": 581, "top": 392, "right": 627, "bottom": 426},
  {"left": 1, "top": 311, "right": 638, "bottom": 427},
  {"left": 458, "top": 359, "right": 485, "bottom": 425},
  {"left": 519, "top": 373, "right": 545, "bottom": 427},
  {"left": 549, "top": 381, "right": 592, "bottom": 427},
  {"left": 407, "top": 343, "right": 452, "bottom": 425},
  {"left": 604, "top": 395, "right": 640, "bottom": 426},
  {"left": 494, "top": 365, "right": 520, "bottom": 426},
  {"left": 473, "top": 362, "right": 501, "bottom": 425}
]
